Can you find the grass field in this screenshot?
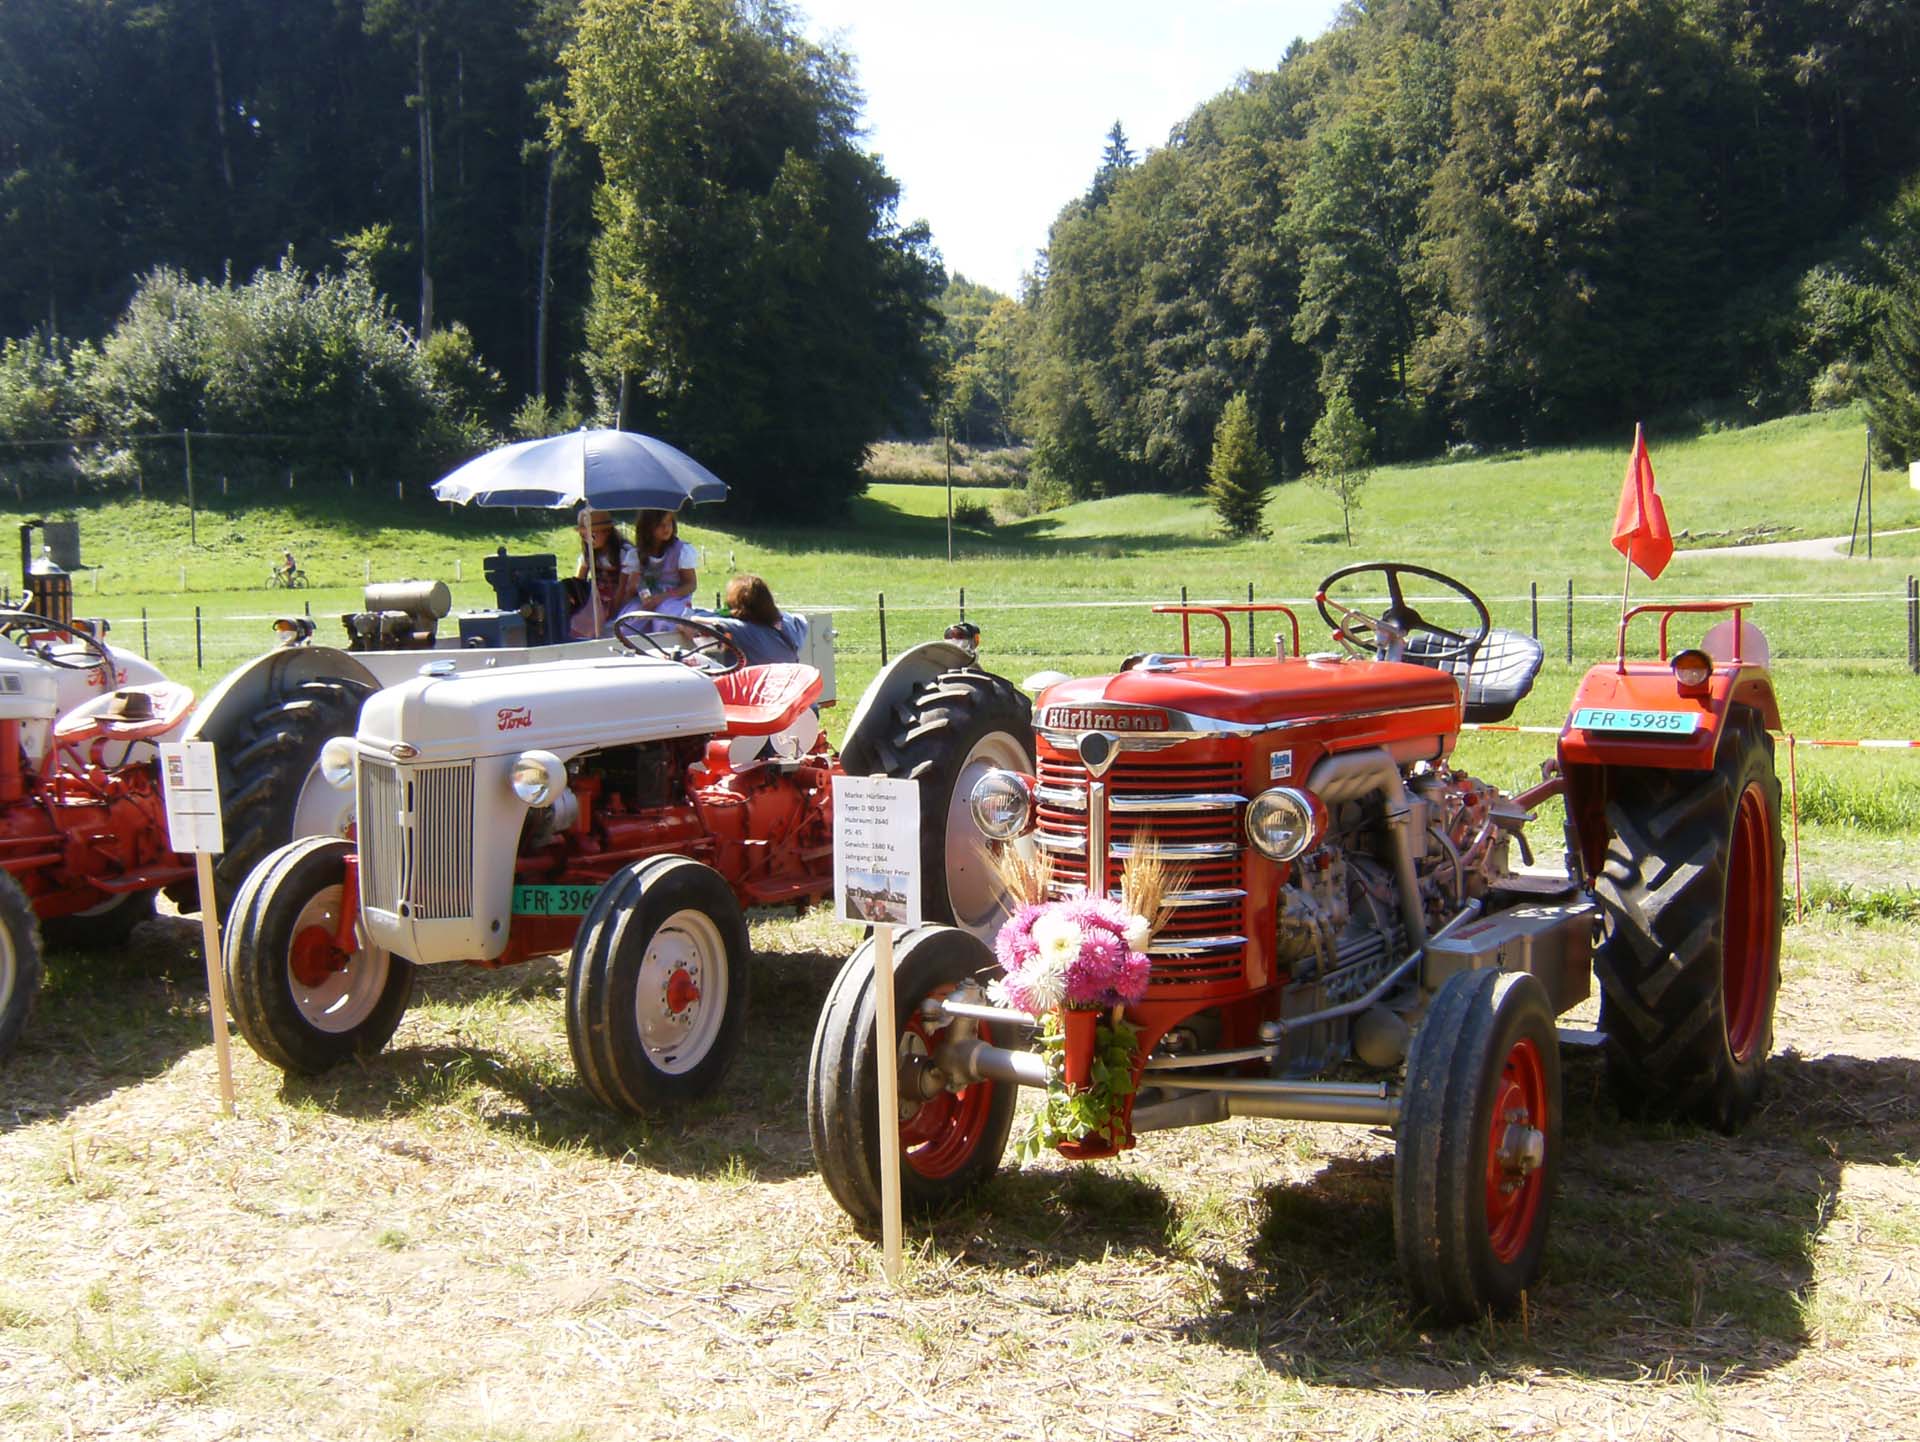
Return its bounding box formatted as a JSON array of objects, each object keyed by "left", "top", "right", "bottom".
[{"left": 2, "top": 406, "right": 1919, "bottom": 1439}]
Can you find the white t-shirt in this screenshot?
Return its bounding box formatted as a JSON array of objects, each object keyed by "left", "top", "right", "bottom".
[{"left": 639, "top": 538, "right": 701, "bottom": 616}]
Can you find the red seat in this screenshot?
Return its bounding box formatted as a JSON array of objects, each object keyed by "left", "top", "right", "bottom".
[{"left": 711, "top": 664, "right": 822, "bottom": 737}]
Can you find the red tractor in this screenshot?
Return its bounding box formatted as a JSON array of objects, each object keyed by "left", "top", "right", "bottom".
[
  {"left": 0, "top": 610, "right": 198, "bottom": 1062},
  {"left": 805, "top": 562, "right": 1783, "bottom": 1320}
]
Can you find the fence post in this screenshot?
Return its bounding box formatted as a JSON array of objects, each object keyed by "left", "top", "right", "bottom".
[
  {"left": 304, "top": 600, "right": 311, "bottom": 619},
  {"left": 877, "top": 592, "right": 888, "bottom": 665},
  {"left": 141, "top": 607, "right": 148, "bottom": 659},
  {"left": 1565, "top": 580, "right": 1574, "bottom": 664},
  {"left": 183, "top": 429, "right": 195, "bottom": 545},
  {"left": 179, "top": 564, "right": 186, "bottom": 592},
  {"left": 1909, "top": 575, "right": 1917, "bottom": 673},
  {"left": 959, "top": 586, "right": 966, "bottom": 623},
  {"left": 194, "top": 606, "right": 203, "bottom": 670},
  {"left": 1247, "top": 581, "right": 1255, "bottom": 655},
  {"left": 1530, "top": 581, "right": 1539, "bottom": 640}
]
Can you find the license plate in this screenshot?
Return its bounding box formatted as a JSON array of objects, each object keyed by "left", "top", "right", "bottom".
[
  {"left": 511, "top": 884, "right": 600, "bottom": 916},
  {"left": 1572, "top": 707, "right": 1700, "bottom": 735}
]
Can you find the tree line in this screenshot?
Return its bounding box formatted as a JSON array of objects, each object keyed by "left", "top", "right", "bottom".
[{"left": 4, "top": 0, "right": 1920, "bottom": 521}]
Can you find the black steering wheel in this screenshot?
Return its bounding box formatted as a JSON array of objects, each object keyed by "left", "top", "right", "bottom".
[
  {"left": 1314, "top": 563, "right": 1491, "bottom": 664},
  {"left": 0, "top": 611, "right": 115, "bottom": 680},
  {"left": 612, "top": 612, "right": 748, "bottom": 675}
]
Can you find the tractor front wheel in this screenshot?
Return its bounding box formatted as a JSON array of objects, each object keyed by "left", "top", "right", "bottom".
[
  {"left": 224, "top": 836, "right": 414, "bottom": 1074},
  {"left": 806, "top": 925, "right": 1017, "bottom": 1225},
  {"left": 1395, "top": 967, "right": 1561, "bottom": 1322},
  {"left": 880, "top": 670, "right": 1033, "bottom": 941},
  {"left": 1593, "top": 708, "right": 1783, "bottom": 1131},
  {"left": 565, "top": 856, "right": 751, "bottom": 1113},
  {"left": 0, "top": 871, "right": 44, "bottom": 1064}
]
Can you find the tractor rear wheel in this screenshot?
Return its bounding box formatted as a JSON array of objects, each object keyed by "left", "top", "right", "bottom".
[
  {"left": 807, "top": 925, "right": 1017, "bottom": 1225},
  {"left": 225, "top": 836, "right": 414, "bottom": 1074},
  {"left": 209, "top": 677, "right": 374, "bottom": 922},
  {"left": 566, "top": 856, "right": 751, "bottom": 1113},
  {"left": 878, "top": 670, "right": 1033, "bottom": 940},
  {"left": 1395, "top": 967, "right": 1561, "bottom": 1322},
  {"left": 0, "top": 871, "right": 44, "bottom": 1064},
  {"left": 41, "top": 890, "right": 154, "bottom": 954},
  {"left": 1592, "top": 708, "right": 1783, "bottom": 1131}
]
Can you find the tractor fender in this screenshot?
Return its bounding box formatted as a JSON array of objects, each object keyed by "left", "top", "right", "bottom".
[
  {"left": 838, "top": 641, "right": 985, "bottom": 776},
  {"left": 1557, "top": 661, "right": 1783, "bottom": 880},
  {"left": 184, "top": 645, "right": 382, "bottom": 752}
]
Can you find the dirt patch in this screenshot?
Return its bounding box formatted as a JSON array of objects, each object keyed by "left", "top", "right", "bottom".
[{"left": 1, "top": 911, "right": 1916, "bottom": 1440}]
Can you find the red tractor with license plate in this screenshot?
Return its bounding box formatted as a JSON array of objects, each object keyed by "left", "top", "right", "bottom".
[{"left": 805, "top": 562, "right": 1784, "bottom": 1320}]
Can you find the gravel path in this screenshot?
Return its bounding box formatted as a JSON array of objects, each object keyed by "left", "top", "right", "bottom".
[{"left": 1678, "top": 526, "right": 1920, "bottom": 559}]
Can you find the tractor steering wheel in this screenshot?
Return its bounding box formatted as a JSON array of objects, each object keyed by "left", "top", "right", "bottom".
[
  {"left": 612, "top": 612, "right": 748, "bottom": 675},
  {"left": 1314, "top": 562, "right": 1491, "bottom": 665},
  {"left": 0, "top": 611, "right": 116, "bottom": 681}
]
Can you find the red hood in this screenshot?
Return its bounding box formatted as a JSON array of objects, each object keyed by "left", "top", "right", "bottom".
[{"left": 1036, "top": 656, "right": 1460, "bottom": 729}]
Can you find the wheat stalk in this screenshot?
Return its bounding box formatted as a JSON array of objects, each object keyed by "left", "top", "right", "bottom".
[
  {"left": 990, "top": 842, "right": 1054, "bottom": 910},
  {"left": 1118, "top": 833, "right": 1190, "bottom": 940}
]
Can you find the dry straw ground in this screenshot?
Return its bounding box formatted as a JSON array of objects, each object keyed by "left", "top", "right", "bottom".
[{"left": 2, "top": 903, "right": 1917, "bottom": 1442}]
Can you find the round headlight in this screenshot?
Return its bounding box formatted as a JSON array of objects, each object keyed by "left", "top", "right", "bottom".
[
  {"left": 510, "top": 750, "right": 568, "bottom": 807},
  {"left": 1245, "top": 787, "right": 1326, "bottom": 862},
  {"left": 968, "top": 769, "right": 1036, "bottom": 840},
  {"left": 319, "top": 736, "right": 357, "bottom": 789},
  {"left": 1671, "top": 648, "right": 1713, "bottom": 688}
]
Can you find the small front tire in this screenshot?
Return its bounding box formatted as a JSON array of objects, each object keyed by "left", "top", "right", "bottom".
[
  {"left": 566, "top": 856, "right": 752, "bottom": 1113},
  {"left": 1395, "top": 967, "right": 1561, "bottom": 1322},
  {"left": 806, "top": 925, "right": 1017, "bottom": 1225},
  {"left": 224, "top": 836, "right": 414, "bottom": 1075},
  {"left": 0, "top": 871, "right": 45, "bottom": 1064}
]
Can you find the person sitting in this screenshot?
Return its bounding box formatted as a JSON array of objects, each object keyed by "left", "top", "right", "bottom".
[
  {"left": 622, "top": 508, "right": 700, "bottom": 632},
  {"left": 715, "top": 573, "right": 807, "bottom": 666},
  {"left": 570, "top": 510, "right": 639, "bottom": 638},
  {"left": 279, "top": 550, "right": 299, "bottom": 585}
]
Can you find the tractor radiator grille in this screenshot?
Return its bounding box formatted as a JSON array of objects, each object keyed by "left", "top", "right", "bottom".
[
  {"left": 1035, "top": 755, "right": 1248, "bottom": 987},
  {"left": 357, "top": 758, "right": 475, "bottom": 920}
]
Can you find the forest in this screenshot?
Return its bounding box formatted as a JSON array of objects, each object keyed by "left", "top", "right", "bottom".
[{"left": 3, "top": 0, "right": 1920, "bottom": 513}]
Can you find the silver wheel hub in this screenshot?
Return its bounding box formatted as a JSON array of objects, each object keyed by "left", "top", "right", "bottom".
[{"left": 634, "top": 909, "right": 728, "bottom": 1075}]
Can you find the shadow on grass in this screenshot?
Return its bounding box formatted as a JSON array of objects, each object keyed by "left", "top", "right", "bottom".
[
  {"left": 1153, "top": 1047, "right": 1920, "bottom": 1386},
  {"left": 272, "top": 944, "right": 844, "bottom": 1183},
  {"left": 1, "top": 913, "right": 212, "bottom": 1131}
]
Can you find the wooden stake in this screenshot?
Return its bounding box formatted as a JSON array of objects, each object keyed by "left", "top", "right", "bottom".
[
  {"left": 873, "top": 923, "right": 903, "bottom": 1284},
  {"left": 196, "top": 852, "right": 236, "bottom": 1116}
]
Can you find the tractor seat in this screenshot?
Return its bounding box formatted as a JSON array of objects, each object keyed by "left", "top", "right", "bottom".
[
  {"left": 54, "top": 682, "right": 197, "bottom": 756},
  {"left": 711, "top": 663, "right": 823, "bottom": 737},
  {"left": 1404, "top": 628, "right": 1544, "bottom": 724}
]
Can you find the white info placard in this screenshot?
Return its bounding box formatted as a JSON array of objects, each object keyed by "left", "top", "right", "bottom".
[
  {"left": 158, "top": 741, "right": 225, "bottom": 855},
  {"left": 832, "top": 774, "right": 921, "bottom": 928}
]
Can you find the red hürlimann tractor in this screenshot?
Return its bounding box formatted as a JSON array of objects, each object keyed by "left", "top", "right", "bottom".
[{"left": 806, "top": 562, "right": 1784, "bottom": 1320}]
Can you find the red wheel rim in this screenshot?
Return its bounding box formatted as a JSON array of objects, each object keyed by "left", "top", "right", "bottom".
[
  {"left": 1722, "top": 783, "right": 1775, "bottom": 1063},
  {"left": 1484, "top": 1036, "right": 1549, "bottom": 1264},
  {"left": 897, "top": 994, "right": 996, "bottom": 1180},
  {"left": 289, "top": 924, "right": 345, "bottom": 989}
]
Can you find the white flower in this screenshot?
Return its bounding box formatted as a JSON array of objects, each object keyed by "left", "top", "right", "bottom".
[
  {"left": 1031, "top": 912, "right": 1084, "bottom": 971},
  {"left": 1122, "top": 913, "right": 1151, "bottom": 952},
  {"left": 986, "top": 976, "right": 1012, "bottom": 1009},
  {"left": 1019, "top": 951, "right": 1069, "bottom": 1013}
]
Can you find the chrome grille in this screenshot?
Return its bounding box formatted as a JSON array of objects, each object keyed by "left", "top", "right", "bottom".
[
  {"left": 356, "top": 758, "right": 475, "bottom": 920},
  {"left": 1036, "top": 754, "right": 1248, "bottom": 986}
]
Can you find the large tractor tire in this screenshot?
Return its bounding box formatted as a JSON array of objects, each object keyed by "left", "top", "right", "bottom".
[
  {"left": 1592, "top": 707, "right": 1783, "bottom": 1132},
  {"left": 224, "top": 836, "right": 414, "bottom": 1075},
  {"left": 1395, "top": 967, "right": 1561, "bottom": 1322},
  {"left": 807, "top": 925, "right": 1017, "bottom": 1225},
  {"left": 0, "top": 871, "right": 45, "bottom": 1064},
  {"left": 566, "top": 856, "right": 751, "bottom": 1113},
  {"left": 209, "top": 676, "right": 374, "bottom": 922},
  {"left": 875, "top": 669, "right": 1033, "bottom": 940}
]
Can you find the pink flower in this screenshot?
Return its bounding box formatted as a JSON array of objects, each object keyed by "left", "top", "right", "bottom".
[{"left": 993, "top": 896, "right": 1153, "bottom": 1013}]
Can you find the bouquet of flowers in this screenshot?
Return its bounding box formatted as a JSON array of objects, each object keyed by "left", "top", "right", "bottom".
[{"left": 988, "top": 844, "right": 1180, "bottom": 1159}]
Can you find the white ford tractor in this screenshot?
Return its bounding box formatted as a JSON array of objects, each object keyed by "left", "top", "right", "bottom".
[{"left": 222, "top": 612, "right": 1032, "bottom": 1112}]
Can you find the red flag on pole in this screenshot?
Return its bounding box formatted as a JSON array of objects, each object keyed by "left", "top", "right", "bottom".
[{"left": 1612, "top": 423, "right": 1673, "bottom": 580}]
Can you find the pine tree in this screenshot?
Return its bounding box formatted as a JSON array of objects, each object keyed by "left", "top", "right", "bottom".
[
  {"left": 1204, "top": 393, "right": 1272, "bottom": 539},
  {"left": 1865, "top": 202, "right": 1920, "bottom": 465},
  {"left": 1305, "top": 385, "right": 1374, "bottom": 546}
]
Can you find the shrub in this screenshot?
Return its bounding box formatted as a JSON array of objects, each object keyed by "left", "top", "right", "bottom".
[{"left": 952, "top": 498, "right": 993, "bottom": 529}]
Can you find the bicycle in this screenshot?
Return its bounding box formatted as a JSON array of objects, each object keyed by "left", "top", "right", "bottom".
[{"left": 267, "top": 568, "right": 309, "bottom": 589}]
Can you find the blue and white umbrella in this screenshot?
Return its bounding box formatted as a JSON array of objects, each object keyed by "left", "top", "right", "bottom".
[{"left": 431, "top": 429, "right": 728, "bottom": 512}]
